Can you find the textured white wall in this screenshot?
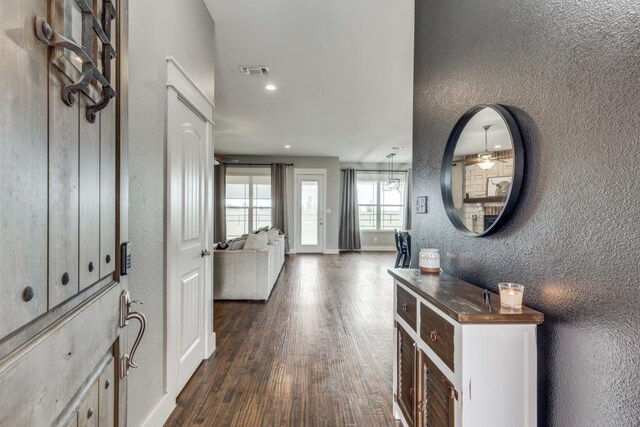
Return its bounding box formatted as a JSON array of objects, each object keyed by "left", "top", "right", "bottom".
[{"left": 127, "top": 1, "right": 215, "bottom": 425}]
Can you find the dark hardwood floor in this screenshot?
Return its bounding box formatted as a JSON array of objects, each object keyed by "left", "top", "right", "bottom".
[{"left": 165, "top": 252, "right": 397, "bottom": 427}]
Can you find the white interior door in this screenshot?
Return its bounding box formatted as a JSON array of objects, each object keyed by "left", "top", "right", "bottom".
[
  {"left": 174, "top": 99, "right": 208, "bottom": 392},
  {"left": 296, "top": 173, "right": 325, "bottom": 253}
]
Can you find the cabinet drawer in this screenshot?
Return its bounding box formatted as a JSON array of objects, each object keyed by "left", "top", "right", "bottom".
[
  {"left": 396, "top": 285, "right": 417, "bottom": 331},
  {"left": 420, "top": 303, "right": 455, "bottom": 371}
]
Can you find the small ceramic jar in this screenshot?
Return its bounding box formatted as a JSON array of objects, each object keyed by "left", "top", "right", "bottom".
[{"left": 419, "top": 248, "right": 440, "bottom": 274}]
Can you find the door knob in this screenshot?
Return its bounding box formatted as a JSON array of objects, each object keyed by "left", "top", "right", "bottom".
[{"left": 201, "top": 249, "right": 211, "bottom": 257}]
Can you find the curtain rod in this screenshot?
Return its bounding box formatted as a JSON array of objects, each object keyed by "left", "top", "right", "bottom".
[
  {"left": 223, "top": 163, "right": 294, "bottom": 167},
  {"left": 342, "top": 169, "right": 408, "bottom": 173}
]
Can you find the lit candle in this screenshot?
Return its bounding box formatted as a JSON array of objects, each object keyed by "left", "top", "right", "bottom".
[{"left": 499, "top": 283, "right": 524, "bottom": 309}]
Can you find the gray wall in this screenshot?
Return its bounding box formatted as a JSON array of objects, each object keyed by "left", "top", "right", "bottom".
[
  {"left": 412, "top": 1, "right": 640, "bottom": 425},
  {"left": 127, "top": 0, "right": 215, "bottom": 425},
  {"left": 223, "top": 155, "right": 340, "bottom": 252}
]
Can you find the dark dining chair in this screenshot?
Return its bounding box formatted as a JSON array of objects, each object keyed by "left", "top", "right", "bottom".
[
  {"left": 394, "top": 230, "right": 412, "bottom": 268},
  {"left": 394, "top": 230, "right": 403, "bottom": 268}
]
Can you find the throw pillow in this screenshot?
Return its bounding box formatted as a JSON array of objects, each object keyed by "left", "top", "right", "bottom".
[
  {"left": 269, "top": 226, "right": 284, "bottom": 235},
  {"left": 228, "top": 238, "right": 246, "bottom": 250},
  {"left": 253, "top": 226, "right": 269, "bottom": 234},
  {"left": 266, "top": 228, "right": 278, "bottom": 244},
  {"left": 244, "top": 231, "right": 268, "bottom": 250}
]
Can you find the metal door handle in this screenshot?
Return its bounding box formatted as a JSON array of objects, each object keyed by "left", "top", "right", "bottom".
[
  {"left": 201, "top": 249, "right": 211, "bottom": 257},
  {"left": 119, "top": 290, "right": 147, "bottom": 378}
]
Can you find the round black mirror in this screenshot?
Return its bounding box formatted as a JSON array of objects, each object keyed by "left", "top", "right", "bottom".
[{"left": 440, "top": 104, "right": 524, "bottom": 236}]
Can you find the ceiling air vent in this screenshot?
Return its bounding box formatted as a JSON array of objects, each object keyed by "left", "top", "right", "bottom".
[{"left": 239, "top": 66, "right": 270, "bottom": 76}]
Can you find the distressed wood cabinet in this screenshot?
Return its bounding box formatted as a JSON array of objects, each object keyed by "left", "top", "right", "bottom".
[
  {"left": 0, "top": 0, "right": 136, "bottom": 425},
  {"left": 397, "top": 324, "right": 417, "bottom": 427},
  {"left": 390, "top": 269, "right": 543, "bottom": 427}
]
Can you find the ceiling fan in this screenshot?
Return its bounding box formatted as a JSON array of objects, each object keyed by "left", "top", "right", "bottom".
[{"left": 465, "top": 124, "right": 507, "bottom": 170}]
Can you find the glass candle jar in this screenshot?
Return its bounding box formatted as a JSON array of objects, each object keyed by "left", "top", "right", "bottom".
[
  {"left": 419, "top": 248, "right": 440, "bottom": 274},
  {"left": 499, "top": 283, "right": 524, "bottom": 309}
]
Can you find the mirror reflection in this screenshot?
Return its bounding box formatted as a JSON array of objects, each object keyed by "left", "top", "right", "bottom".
[{"left": 449, "top": 107, "right": 515, "bottom": 234}]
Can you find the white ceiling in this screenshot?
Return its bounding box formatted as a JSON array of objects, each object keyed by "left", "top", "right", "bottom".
[
  {"left": 454, "top": 107, "right": 513, "bottom": 157},
  {"left": 205, "top": 0, "right": 414, "bottom": 163}
]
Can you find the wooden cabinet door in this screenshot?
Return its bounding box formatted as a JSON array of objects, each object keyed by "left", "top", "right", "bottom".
[
  {"left": 417, "top": 350, "right": 456, "bottom": 427},
  {"left": 397, "top": 323, "right": 416, "bottom": 427}
]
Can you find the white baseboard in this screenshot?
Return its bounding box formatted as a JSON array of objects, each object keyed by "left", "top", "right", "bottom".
[
  {"left": 359, "top": 246, "right": 396, "bottom": 252},
  {"left": 323, "top": 249, "right": 339, "bottom": 255},
  {"left": 286, "top": 249, "right": 339, "bottom": 255},
  {"left": 139, "top": 392, "right": 176, "bottom": 427},
  {"left": 206, "top": 332, "right": 216, "bottom": 359}
]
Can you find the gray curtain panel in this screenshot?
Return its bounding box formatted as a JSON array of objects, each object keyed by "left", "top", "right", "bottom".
[
  {"left": 339, "top": 169, "right": 361, "bottom": 250},
  {"left": 214, "top": 164, "right": 226, "bottom": 242},
  {"left": 271, "top": 163, "right": 289, "bottom": 252},
  {"left": 404, "top": 169, "right": 412, "bottom": 230}
]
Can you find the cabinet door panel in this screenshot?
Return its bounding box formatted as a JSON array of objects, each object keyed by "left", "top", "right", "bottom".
[
  {"left": 49, "top": 68, "right": 80, "bottom": 307},
  {"left": 0, "top": 0, "right": 49, "bottom": 338},
  {"left": 77, "top": 380, "right": 99, "bottom": 427},
  {"left": 100, "top": 99, "right": 116, "bottom": 279},
  {"left": 79, "top": 94, "right": 101, "bottom": 290},
  {"left": 418, "top": 351, "right": 455, "bottom": 427},
  {"left": 397, "top": 324, "right": 416, "bottom": 427}
]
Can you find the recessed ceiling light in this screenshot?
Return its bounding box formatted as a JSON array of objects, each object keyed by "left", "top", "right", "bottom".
[
  {"left": 284, "top": 145, "right": 291, "bottom": 149},
  {"left": 494, "top": 145, "right": 502, "bottom": 148},
  {"left": 265, "top": 84, "right": 277, "bottom": 91},
  {"left": 392, "top": 146, "right": 404, "bottom": 151}
]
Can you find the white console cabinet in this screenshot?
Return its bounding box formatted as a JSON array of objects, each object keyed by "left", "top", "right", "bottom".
[{"left": 389, "top": 269, "right": 543, "bottom": 427}]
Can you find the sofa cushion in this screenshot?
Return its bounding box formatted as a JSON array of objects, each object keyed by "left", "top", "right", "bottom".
[
  {"left": 244, "top": 231, "right": 268, "bottom": 250},
  {"left": 228, "top": 237, "right": 247, "bottom": 250},
  {"left": 266, "top": 228, "right": 278, "bottom": 244},
  {"left": 253, "top": 226, "right": 270, "bottom": 234}
]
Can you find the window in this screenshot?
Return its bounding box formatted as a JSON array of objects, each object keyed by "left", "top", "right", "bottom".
[
  {"left": 357, "top": 172, "right": 406, "bottom": 231},
  {"left": 225, "top": 169, "right": 271, "bottom": 239}
]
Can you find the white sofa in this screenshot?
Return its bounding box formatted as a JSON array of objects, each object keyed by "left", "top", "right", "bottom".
[{"left": 214, "top": 235, "right": 286, "bottom": 301}]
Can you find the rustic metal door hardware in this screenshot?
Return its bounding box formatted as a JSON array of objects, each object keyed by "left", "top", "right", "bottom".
[
  {"left": 35, "top": 0, "right": 117, "bottom": 123},
  {"left": 119, "top": 290, "right": 147, "bottom": 378}
]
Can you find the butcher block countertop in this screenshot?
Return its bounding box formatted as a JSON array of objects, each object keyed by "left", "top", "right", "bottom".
[{"left": 389, "top": 268, "right": 544, "bottom": 325}]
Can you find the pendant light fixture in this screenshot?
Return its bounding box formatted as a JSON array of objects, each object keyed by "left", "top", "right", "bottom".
[
  {"left": 384, "top": 153, "right": 400, "bottom": 191},
  {"left": 477, "top": 125, "right": 496, "bottom": 170}
]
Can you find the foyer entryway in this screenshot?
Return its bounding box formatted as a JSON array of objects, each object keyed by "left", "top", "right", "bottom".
[{"left": 165, "top": 252, "right": 396, "bottom": 426}]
